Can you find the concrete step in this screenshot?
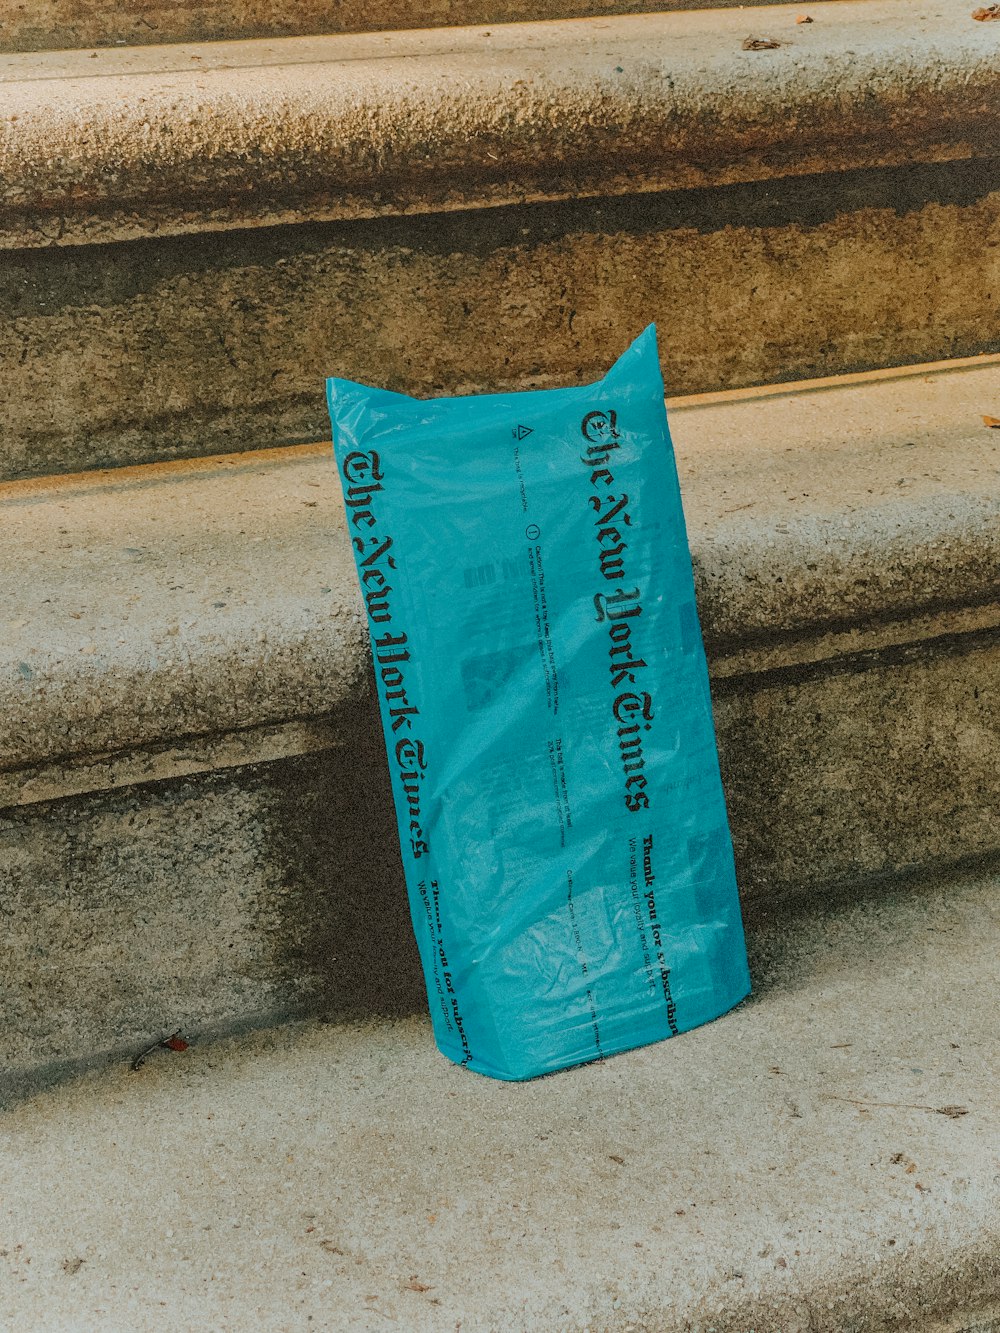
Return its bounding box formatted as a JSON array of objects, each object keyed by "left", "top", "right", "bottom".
[
  {"left": 3, "top": 861, "right": 999, "bottom": 1330},
  {"left": 2, "top": 3, "right": 998, "bottom": 478},
  {"left": 0, "top": 0, "right": 809, "bottom": 53},
  {"left": 3, "top": 355, "right": 1000, "bottom": 1094}
]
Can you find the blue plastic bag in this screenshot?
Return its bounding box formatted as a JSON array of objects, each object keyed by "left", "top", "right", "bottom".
[{"left": 327, "top": 326, "right": 750, "bottom": 1080}]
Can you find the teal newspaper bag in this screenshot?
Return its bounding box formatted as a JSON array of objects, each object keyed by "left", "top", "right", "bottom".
[{"left": 327, "top": 327, "right": 750, "bottom": 1080}]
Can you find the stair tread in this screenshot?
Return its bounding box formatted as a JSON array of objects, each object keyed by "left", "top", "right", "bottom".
[
  {"left": 3, "top": 358, "right": 999, "bottom": 785},
  {"left": 4, "top": 861, "right": 998, "bottom": 1329},
  {"left": 2, "top": 1, "right": 998, "bottom": 249},
  {"left": 0, "top": 445, "right": 366, "bottom": 777},
  {"left": 0, "top": 2, "right": 925, "bottom": 80},
  {"left": 0, "top": 0, "right": 853, "bottom": 57}
]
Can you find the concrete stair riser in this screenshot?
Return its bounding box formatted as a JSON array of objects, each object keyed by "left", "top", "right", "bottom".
[
  {"left": 1, "top": 5, "right": 998, "bottom": 479},
  {"left": 3, "top": 360, "right": 999, "bottom": 1086},
  {"left": 0, "top": 0, "right": 790, "bottom": 53},
  {"left": 6, "top": 639, "right": 1000, "bottom": 1089},
  {"left": 2, "top": 729, "right": 427, "bottom": 1081},
  {"left": 4, "top": 160, "right": 1000, "bottom": 481},
  {"left": 716, "top": 635, "right": 1000, "bottom": 892}
]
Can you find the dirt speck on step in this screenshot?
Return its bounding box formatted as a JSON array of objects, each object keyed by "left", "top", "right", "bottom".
[{"left": 743, "top": 37, "right": 782, "bottom": 50}]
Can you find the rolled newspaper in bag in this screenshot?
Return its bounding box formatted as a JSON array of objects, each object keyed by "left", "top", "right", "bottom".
[{"left": 327, "top": 326, "right": 750, "bottom": 1080}]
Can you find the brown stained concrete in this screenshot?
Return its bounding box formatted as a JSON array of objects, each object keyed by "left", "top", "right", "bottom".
[
  {"left": 3, "top": 160, "right": 1000, "bottom": 480},
  {"left": 0, "top": 0, "right": 816, "bottom": 53},
  {"left": 1, "top": 6, "right": 998, "bottom": 250},
  {"left": 2, "top": 866, "right": 999, "bottom": 1332}
]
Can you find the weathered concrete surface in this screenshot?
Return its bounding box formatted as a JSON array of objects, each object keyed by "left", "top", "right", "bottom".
[
  {"left": 4, "top": 160, "right": 999, "bottom": 478},
  {"left": 4, "top": 359, "right": 1000, "bottom": 1076},
  {"left": 2, "top": 865, "right": 999, "bottom": 1332},
  {"left": 1, "top": 737, "right": 425, "bottom": 1081},
  {"left": 3, "top": 357, "right": 998, "bottom": 779},
  {"left": 0, "top": 446, "right": 367, "bottom": 770},
  {"left": 2, "top": 6, "right": 998, "bottom": 249},
  {"left": 0, "top": 0, "right": 826, "bottom": 54}
]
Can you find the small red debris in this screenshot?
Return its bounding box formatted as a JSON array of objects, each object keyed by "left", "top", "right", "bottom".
[{"left": 130, "top": 1029, "right": 190, "bottom": 1071}]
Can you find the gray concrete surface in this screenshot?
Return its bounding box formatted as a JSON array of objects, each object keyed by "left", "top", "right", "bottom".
[
  {"left": 0, "top": 0, "right": 847, "bottom": 54},
  {"left": 3, "top": 6, "right": 998, "bottom": 250},
  {"left": 0, "top": 446, "right": 367, "bottom": 771},
  {"left": 4, "top": 359, "right": 1000, "bottom": 1081},
  {"left": 2, "top": 864, "right": 999, "bottom": 1330},
  {"left": 1, "top": 741, "right": 426, "bottom": 1081}
]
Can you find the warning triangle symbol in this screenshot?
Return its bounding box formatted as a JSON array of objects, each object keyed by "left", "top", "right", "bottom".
[{"left": 513, "top": 425, "right": 534, "bottom": 441}]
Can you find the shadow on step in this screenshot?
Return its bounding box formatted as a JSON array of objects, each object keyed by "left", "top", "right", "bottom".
[
  {"left": 5, "top": 680, "right": 998, "bottom": 1109},
  {"left": 265, "top": 690, "right": 426, "bottom": 1022},
  {"left": 268, "top": 687, "right": 1000, "bottom": 1026},
  {"left": 741, "top": 847, "right": 1000, "bottom": 1003}
]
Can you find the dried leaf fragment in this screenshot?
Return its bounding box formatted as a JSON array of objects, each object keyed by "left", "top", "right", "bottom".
[
  {"left": 983, "top": 415, "right": 1000, "bottom": 428},
  {"left": 796, "top": 14, "right": 814, "bottom": 22},
  {"left": 743, "top": 36, "right": 782, "bottom": 49},
  {"left": 404, "top": 1277, "right": 433, "bottom": 1292},
  {"left": 609, "top": 1154, "right": 626, "bottom": 1165},
  {"left": 972, "top": 4, "right": 1000, "bottom": 18},
  {"left": 936, "top": 1104, "right": 970, "bottom": 1118},
  {"left": 130, "top": 1028, "right": 189, "bottom": 1071}
]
